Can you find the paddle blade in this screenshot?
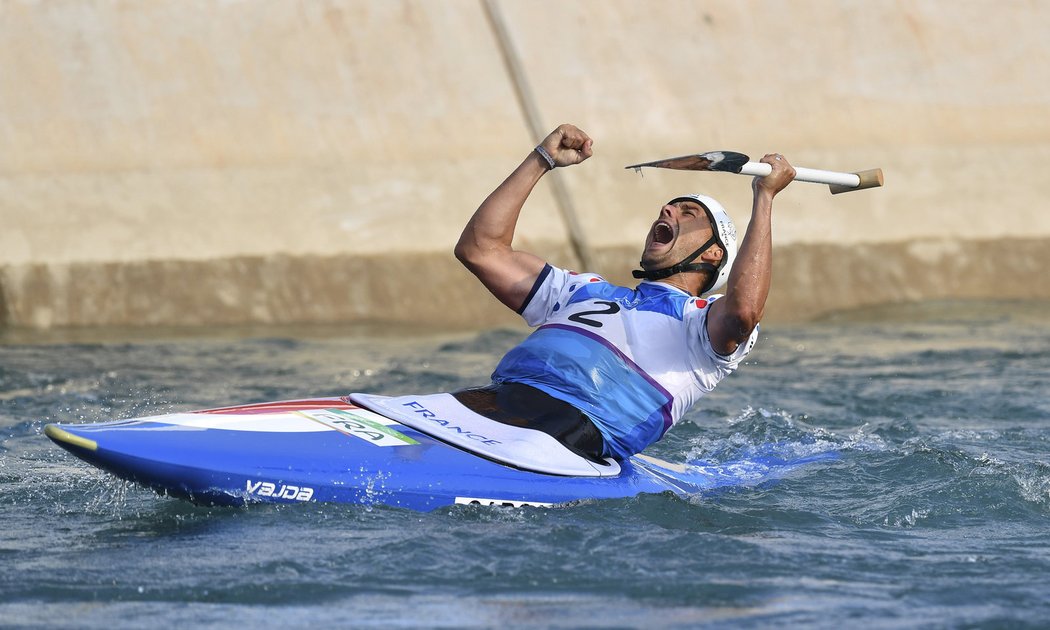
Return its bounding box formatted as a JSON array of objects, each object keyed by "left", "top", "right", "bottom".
[{"left": 625, "top": 151, "right": 751, "bottom": 173}]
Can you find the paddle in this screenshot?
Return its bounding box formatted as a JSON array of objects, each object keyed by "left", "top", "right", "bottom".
[{"left": 626, "top": 151, "right": 884, "bottom": 194}]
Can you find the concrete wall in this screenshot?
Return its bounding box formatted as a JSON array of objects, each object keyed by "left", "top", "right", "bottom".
[{"left": 2, "top": 0, "right": 1048, "bottom": 330}]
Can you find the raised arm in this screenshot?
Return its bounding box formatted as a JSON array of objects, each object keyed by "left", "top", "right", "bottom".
[
  {"left": 707, "top": 153, "right": 795, "bottom": 355},
  {"left": 455, "top": 124, "right": 593, "bottom": 311}
]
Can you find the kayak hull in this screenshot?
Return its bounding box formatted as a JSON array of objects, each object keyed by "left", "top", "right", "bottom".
[{"left": 46, "top": 397, "right": 834, "bottom": 511}]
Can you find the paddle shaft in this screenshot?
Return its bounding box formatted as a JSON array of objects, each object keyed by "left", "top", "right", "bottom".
[{"left": 740, "top": 162, "right": 884, "bottom": 194}]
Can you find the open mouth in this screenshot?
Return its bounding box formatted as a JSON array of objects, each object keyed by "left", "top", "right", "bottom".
[{"left": 652, "top": 221, "right": 675, "bottom": 245}]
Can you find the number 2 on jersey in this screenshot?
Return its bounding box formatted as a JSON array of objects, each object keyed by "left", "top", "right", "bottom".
[{"left": 567, "top": 301, "right": 621, "bottom": 328}]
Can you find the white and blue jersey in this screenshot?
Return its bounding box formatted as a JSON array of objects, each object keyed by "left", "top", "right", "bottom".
[{"left": 492, "top": 264, "right": 758, "bottom": 459}]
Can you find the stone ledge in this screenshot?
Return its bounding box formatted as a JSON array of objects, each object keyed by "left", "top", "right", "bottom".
[{"left": 1, "top": 238, "right": 1046, "bottom": 330}]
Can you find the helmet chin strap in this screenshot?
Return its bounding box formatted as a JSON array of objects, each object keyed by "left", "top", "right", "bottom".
[{"left": 632, "top": 235, "right": 721, "bottom": 294}]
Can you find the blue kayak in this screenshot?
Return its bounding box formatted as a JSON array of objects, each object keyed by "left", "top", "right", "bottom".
[{"left": 45, "top": 396, "right": 836, "bottom": 511}]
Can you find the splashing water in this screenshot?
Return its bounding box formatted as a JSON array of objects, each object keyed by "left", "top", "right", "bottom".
[{"left": 2, "top": 301, "right": 1049, "bottom": 627}]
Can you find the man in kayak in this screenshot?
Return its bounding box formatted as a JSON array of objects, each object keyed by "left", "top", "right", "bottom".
[{"left": 454, "top": 124, "right": 795, "bottom": 462}]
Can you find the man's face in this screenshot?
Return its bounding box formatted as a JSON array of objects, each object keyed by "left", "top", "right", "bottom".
[{"left": 640, "top": 199, "right": 721, "bottom": 270}]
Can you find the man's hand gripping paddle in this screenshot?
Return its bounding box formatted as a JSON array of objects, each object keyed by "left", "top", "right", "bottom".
[{"left": 626, "top": 151, "right": 884, "bottom": 194}]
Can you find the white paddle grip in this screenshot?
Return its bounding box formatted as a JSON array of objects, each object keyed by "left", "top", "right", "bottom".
[{"left": 739, "top": 162, "right": 858, "bottom": 186}]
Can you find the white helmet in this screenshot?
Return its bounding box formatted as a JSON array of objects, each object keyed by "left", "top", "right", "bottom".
[{"left": 632, "top": 194, "right": 738, "bottom": 295}]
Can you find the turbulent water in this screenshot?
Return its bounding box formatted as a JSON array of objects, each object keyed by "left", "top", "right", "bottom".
[{"left": 2, "top": 301, "right": 1048, "bottom": 628}]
